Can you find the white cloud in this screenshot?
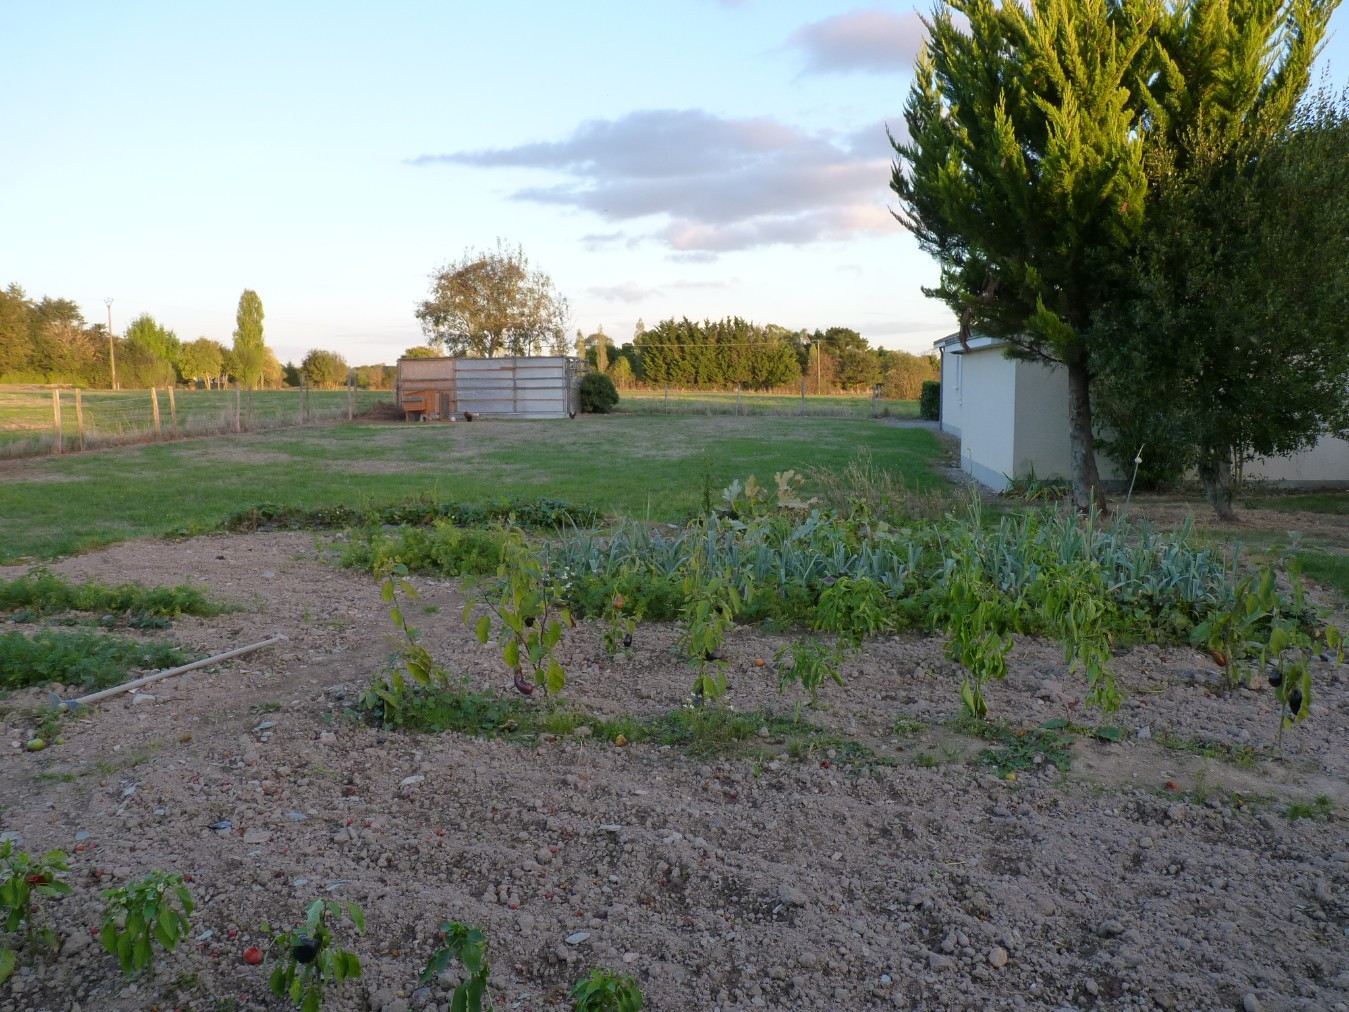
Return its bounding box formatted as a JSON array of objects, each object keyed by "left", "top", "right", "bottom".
[
  {"left": 789, "top": 9, "right": 926, "bottom": 75},
  {"left": 409, "top": 109, "right": 895, "bottom": 253}
]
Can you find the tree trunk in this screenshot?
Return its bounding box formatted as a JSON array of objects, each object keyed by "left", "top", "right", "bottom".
[
  {"left": 1197, "top": 446, "right": 1238, "bottom": 522},
  {"left": 1066, "top": 361, "right": 1108, "bottom": 515}
]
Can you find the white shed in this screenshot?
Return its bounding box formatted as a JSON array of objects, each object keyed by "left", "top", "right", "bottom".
[
  {"left": 936, "top": 334, "right": 1349, "bottom": 490},
  {"left": 396, "top": 355, "right": 582, "bottom": 421}
]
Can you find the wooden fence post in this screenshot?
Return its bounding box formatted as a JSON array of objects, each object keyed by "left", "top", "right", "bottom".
[
  {"left": 75, "top": 389, "right": 85, "bottom": 450},
  {"left": 52, "top": 390, "right": 62, "bottom": 454},
  {"left": 234, "top": 385, "right": 242, "bottom": 433},
  {"left": 347, "top": 376, "right": 354, "bottom": 420},
  {"left": 168, "top": 386, "right": 177, "bottom": 430},
  {"left": 800, "top": 380, "right": 806, "bottom": 416},
  {"left": 150, "top": 388, "right": 162, "bottom": 439}
]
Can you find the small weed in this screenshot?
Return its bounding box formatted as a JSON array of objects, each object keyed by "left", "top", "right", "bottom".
[
  {"left": 959, "top": 718, "right": 1074, "bottom": 777},
  {"left": 892, "top": 716, "right": 926, "bottom": 738},
  {"left": 1154, "top": 732, "right": 1260, "bottom": 767},
  {"left": 1283, "top": 795, "right": 1333, "bottom": 821},
  {"left": 914, "top": 752, "right": 941, "bottom": 768}
]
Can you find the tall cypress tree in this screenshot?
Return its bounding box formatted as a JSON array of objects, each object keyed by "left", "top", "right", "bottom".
[{"left": 891, "top": 0, "right": 1331, "bottom": 511}]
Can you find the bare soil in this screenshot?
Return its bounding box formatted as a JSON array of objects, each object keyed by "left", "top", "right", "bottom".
[{"left": 2, "top": 533, "right": 1347, "bottom": 1012}]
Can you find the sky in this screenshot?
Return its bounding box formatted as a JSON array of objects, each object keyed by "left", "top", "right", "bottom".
[{"left": 4, "top": 1, "right": 1348, "bottom": 369}]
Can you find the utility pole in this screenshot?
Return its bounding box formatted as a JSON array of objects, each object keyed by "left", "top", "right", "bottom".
[{"left": 105, "top": 298, "right": 117, "bottom": 390}]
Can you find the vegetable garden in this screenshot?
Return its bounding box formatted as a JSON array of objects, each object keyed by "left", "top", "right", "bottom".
[{"left": 0, "top": 443, "right": 1347, "bottom": 1010}]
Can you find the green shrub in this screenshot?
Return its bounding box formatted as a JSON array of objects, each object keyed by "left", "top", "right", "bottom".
[
  {"left": 918, "top": 380, "right": 940, "bottom": 421},
  {"left": 579, "top": 372, "right": 619, "bottom": 414}
]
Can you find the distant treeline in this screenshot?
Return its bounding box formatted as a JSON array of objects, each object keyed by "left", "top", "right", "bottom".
[
  {"left": 579, "top": 319, "right": 939, "bottom": 397},
  {"left": 0, "top": 284, "right": 394, "bottom": 390}
]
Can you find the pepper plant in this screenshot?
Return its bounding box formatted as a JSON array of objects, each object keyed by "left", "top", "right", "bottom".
[
  {"left": 421, "top": 920, "right": 490, "bottom": 1012},
  {"left": 571, "top": 966, "right": 644, "bottom": 1011},
  {"left": 268, "top": 898, "right": 364, "bottom": 1012},
  {"left": 1, "top": 841, "right": 71, "bottom": 982},
  {"left": 99, "top": 871, "right": 193, "bottom": 977}
]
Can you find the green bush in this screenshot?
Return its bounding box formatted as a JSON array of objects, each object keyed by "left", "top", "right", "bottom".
[
  {"left": 919, "top": 380, "right": 940, "bottom": 421},
  {"left": 579, "top": 372, "right": 619, "bottom": 414}
]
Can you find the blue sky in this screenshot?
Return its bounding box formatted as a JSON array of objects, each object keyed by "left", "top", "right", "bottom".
[{"left": 4, "top": 1, "right": 1347, "bottom": 368}]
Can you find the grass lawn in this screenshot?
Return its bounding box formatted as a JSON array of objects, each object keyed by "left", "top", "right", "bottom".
[
  {"left": 1295, "top": 550, "right": 1349, "bottom": 602},
  {"left": 0, "top": 386, "right": 392, "bottom": 455},
  {"left": 0, "top": 415, "right": 943, "bottom": 561},
  {"left": 617, "top": 388, "right": 920, "bottom": 418},
  {"left": 1243, "top": 491, "right": 1349, "bottom": 515}
]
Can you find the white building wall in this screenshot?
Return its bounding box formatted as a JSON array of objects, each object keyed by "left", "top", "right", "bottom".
[
  {"left": 1245, "top": 435, "right": 1349, "bottom": 487},
  {"left": 955, "top": 345, "right": 1017, "bottom": 490},
  {"left": 1012, "top": 360, "right": 1124, "bottom": 484}
]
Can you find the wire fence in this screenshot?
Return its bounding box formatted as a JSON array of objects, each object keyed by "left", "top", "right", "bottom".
[{"left": 0, "top": 385, "right": 394, "bottom": 459}]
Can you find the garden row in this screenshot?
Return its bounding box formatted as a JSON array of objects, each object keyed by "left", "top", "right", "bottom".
[
  {"left": 314, "top": 473, "right": 1340, "bottom": 747},
  {"left": 0, "top": 841, "right": 641, "bottom": 1011}
]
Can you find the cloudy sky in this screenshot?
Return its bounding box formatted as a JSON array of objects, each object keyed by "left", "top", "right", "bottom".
[{"left": 4, "top": 1, "right": 1348, "bottom": 367}]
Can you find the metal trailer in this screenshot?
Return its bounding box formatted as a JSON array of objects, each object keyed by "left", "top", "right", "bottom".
[{"left": 395, "top": 355, "right": 583, "bottom": 421}]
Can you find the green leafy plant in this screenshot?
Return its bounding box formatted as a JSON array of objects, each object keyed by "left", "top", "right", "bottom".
[
  {"left": 935, "top": 566, "right": 1012, "bottom": 719},
  {"left": 466, "top": 528, "right": 572, "bottom": 696},
  {"left": 1191, "top": 556, "right": 1344, "bottom": 745},
  {"left": 1, "top": 842, "right": 72, "bottom": 983},
  {"left": 100, "top": 871, "right": 193, "bottom": 977},
  {"left": 570, "top": 966, "right": 644, "bottom": 1011},
  {"left": 774, "top": 637, "right": 848, "bottom": 710},
  {"left": 268, "top": 899, "right": 364, "bottom": 1012},
  {"left": 421, "top": 921, "right": 490, "bottom": 1012},
  {"left": 359, "top": 561, "right": 451, "bottom": 726},
  {"left": 677, "top": 555, "right": 743, "bottom": 705}
]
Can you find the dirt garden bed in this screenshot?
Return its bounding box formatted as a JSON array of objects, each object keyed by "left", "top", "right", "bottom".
[{"left": 1, "top": 532, "right": 1347, "bottom": 1011}]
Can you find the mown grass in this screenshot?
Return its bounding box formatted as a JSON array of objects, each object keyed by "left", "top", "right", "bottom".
[{"left": 0, "top": 416, "right": 944, "bottom": 561}]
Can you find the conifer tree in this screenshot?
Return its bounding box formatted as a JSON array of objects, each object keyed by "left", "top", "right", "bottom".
[{"left": 891, "top": 0, "right": 1331, "bottom": 511}]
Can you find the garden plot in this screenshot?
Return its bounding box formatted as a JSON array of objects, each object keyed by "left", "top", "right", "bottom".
[{"left": 1, "top": 531, "right": 1347, "bottom": 1011}]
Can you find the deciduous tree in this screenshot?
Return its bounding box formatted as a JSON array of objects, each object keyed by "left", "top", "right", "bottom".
[
  {"left": 415, "top": 240, "right": 569, "bottom": 358},
  {"left": 302, "top": 348, "right": 350, "bottom": 388},
  {"left": 178, "top": 338, "right": 225, "bottom": 388},
  {"left": 232, "top": 290, "right": 266, "bottom": 388}
]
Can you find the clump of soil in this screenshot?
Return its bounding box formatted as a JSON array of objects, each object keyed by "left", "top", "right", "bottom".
[{"left": 1, "top": 532, "right": 1347, "bottom": 1011}]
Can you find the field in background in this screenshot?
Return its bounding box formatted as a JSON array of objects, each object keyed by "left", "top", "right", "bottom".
[
  {"left": 0, "top": 386, "right": 393, "bottom": 457},
  {"left": 0, "top": 414, "right": 944, "bottom": 561},
  {"left": 616, "top": 387, "right": 920, "bottom": 418}
]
